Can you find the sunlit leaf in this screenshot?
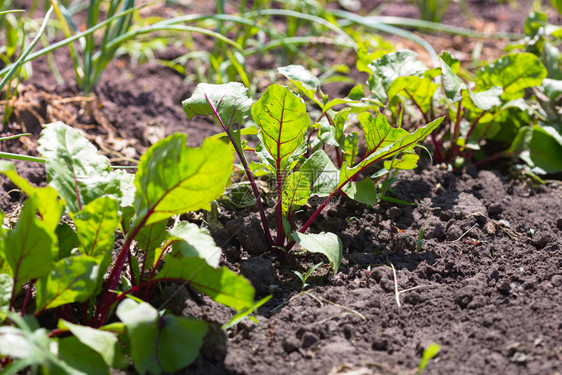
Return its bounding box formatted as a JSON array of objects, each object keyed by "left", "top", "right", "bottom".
[
  {"left": 58, "top": 320, "right": 126, "bottom": 369},
  {"left": 133, "top": 135, "right": 233, "bottom": 227},
  {"left": 475, "top": 53, "right": 547, "bottom": 100},
  {"left": 300, "top": 150, "right": 339, "bottom": 197},
  {"left": 251, "top": 84, "right": 310, "bottom": 172},
  {"left": 116, "top": 299, "right": 207, "bottom": 375},
  {"left": 37, "top": 122, "right": 121, "bottom": 213},
  {"left": 282, "top": 172, "right": 310, "bottom": 215},
  {"left": 292, "top": 232, "right": 342, "bottom": 275},
  {"left": 70, "top": 196, "right": 119, "bottom": 266},
  {"left": 154, "top": 257, "right": 255, "bottom": 311},
  {"left": 169, "top": 222, "right": 221, "bottom": 268},
  {"left": 36, "top": 256, "right": 99, "bottom": 311},
  {"left": 3, "top": 198, "right": 56, "bottom": 284},
  {"left": 368, "top": 49, "right": 426, "bottom": 101}
]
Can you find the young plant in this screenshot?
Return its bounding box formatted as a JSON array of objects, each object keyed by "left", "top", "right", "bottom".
[
  {"left": 183, "top": 79, "right": 442, "bottom": 274},
  {"left": 0, "top": 122, "right": 264, "bottom": 374},
  {"left": 360, "top": 47, "right": 559, "bottom": 174},
  {"left": 292, "top": 262, "right": 323, "bottom": 291}
]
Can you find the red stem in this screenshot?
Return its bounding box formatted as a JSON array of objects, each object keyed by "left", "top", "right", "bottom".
[
  {"left": 20, "top": 279, "right": 35, "bottom": 316},
  {"left": 204, "top": 93, "right": 274, "bottom": 247}
]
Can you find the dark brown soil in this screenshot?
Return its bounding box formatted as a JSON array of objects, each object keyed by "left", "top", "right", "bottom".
[{"left": 1, "top": 1, "right": 562, "bottom": 374}]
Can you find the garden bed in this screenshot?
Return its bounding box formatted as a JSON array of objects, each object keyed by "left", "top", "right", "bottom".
[{"left": 1, "top": 0, "right": 561, "bottom": 374}]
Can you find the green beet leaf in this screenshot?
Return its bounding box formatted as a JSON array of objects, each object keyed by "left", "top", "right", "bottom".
[
  {"left": 340, "top": 117, "right": 444, "bottom": 187},
  {"left": 291, "top": 232, "right": 342, "bottom": 275},
  {"left": 387, "top": 76, "right": 438, "bottom": 114},
  {"left": 70, "top": 196, "right": 119, "bottom": 266},
  {"left": 55, "top": 223, "right": 79, "bottom": 261},
  {"left": 278, "top": 65, "right": 322, "bottom": 106},
  {"left": 169, "top": 221, "right": 221, "bottom": 268},
  {"left": 116, "top": 299, "right": 207, "bottom": 375},
  {"left": 154, "top": 256, "right": 255, "bottom": 311},
  {"left": 36, "top": 255, "right": 99, "bottom": 311},
  {"left": 59, "top": 320, "right": 126, "bottom": 369},
  {"left": 368, "top": 49, "right": 426, "bottom": 101},
  {"left": 543, "top": 78, "right": 562, "bottom": 101},
  {"left": 509, "top": 125, "right": 562, "bottom": 174},
  {"left": 384, "top": 153, "right": 420, "bottom": 170},
  {"left": 359, "top": 112, "right": 409, "bottom": 154},
  {"left": 251, "top": 84, "right": 310, "bottom": 172},
  {"left": 182, "top": 83, "right": 254, "bottom": 156},
  {"left": 0, "top": 273, "right": 12, "bottom": 318},
  {"left": 57, "top": 336, "right": 109, "bottom": 375},
  {"left": 183, "top": 82, "right": 253, "bottom": 131},
  {"left": 37, "top": 122, "right": 121, "bottom": 213},
  {"left": 440, "top": 51, "right": 460, "bottom": 73},
  {"left": 475, "top": 53, "right": 547, "bottom": 100},
  {"left": 132, "top": 135, "right": 233, "bottom": 227},
  {"left": 282, "top": 172, "right": 310, "bottom": 216},
  {"left": 300, "top": 150, "right": 338, "bottom": 197},
  {"left": 0, "top": 315, "right": 74, "bottom": 374},
  {"left": 0, "top": 162, "right": 64, "bottom": 232},
  {"left": 439, "top": 54, "right": 465, "bottom": 102},
  {"left": 342, "top": 178, "right": 378, "bottom": 206},
  {"left": 467, "top": 87, "right": 503, "bottom": 111},
  {"left": 135, "top": 219, "right": 168, "bottom": 271},
  {"left": 3, "top": 198, "right": 57, "bottom": 285}
]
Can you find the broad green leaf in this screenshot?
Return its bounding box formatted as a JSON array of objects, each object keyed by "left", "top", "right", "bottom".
[
  {"left": 384, "top": 153, "right": 420, "bottom": 170},
  {"left": 36, "top": 256, "right": 99, "bottom": 311},
  {"left": 291, "top": 232, "right": 342, "bottom": 275},
  {"left": 154, "top": 257, "right": 255, "bottom": 311},
  {"left": 116, "top": 299, "right": 207, "bottom": 375},
  {"left": 133, "top": 135, "right": 233, "bottom": 227},
  {"left": 3, "top": 198, "right": 56, "bottom": 284},
  {"left": 343, "top": 132, "right": 359, "bottom": 166},
  {"left": 278, "top": 65, "right": 322, "bottom": 105},
  {"left": 282, "top": 172, "right": 310, "bottom": 215},
  {"left": 357, "top": 42, "right": 389, "bottom": 73},
  {"left": 251, "top": 84, "right": 310, "bottom": 172},
  {"left": 509, "top": 125, "right": 562, "bottom": 174},
  {"left": 440, "top": 51, "right": 460, "bottom": 73},
  {"left": 0, "top": 274, "right": 12, "bottom": 318},
  {"left": 439, "top": 55, "right": 465, "bottom": 102},
  {"left": 342, "top": 178, "right": 378, "bottom": 205},
  {"left": 387, "top": 76, "right": 438, "bottom": 113},
  {"left": 543, "top": 78, "right": 562, "bottom": 100},
  {"left": 467, "top": 87, "right": 503, "bottom": 111},
  {"left": 135, "top": 219, "right": 167, "bottom": 272},
  {"left": 0, "top": 315, "right": 74, "bottom": 374},
  {"left": 300, "top": 150, "right": 338, "bottom": 197},
  {"left": 0, "top": 162, "right": 64, "bottom": 232},
  {"left": 169, "top": 221, "right": 221, "bottom": 268},
  {"left": 182, "top": 82, "right": 253, "bottom": 130},
  {"left": 37, "top": 122, "right": 121, "bottom": 213},
  {"left": 340, "top": 117, "right": 444, "bottom": 187},
  {"left": 59, "top": 320, "right": 126, "bottom": 369},
  {"left": 359, "top": 112, "right": 409, "bottom": 154},
  {"left": 368, "top": 49, "right": 426, "bottom": 101},
  {"left": 56, "top": 223, "right": 79, "bottom": 261},
  {"left": 475, "top": 53, "right": 547, "bottom": 100},
  {"left": 57, "top": 336, "right": 109, "bottom": 375},
  {"left": 70, "top": 196, "right": 119, "bottom": 265}
]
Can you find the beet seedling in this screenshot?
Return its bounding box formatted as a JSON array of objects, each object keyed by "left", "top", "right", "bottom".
[
  {"left": 183, "top": 78, "right": 443, "bottom": 274},
  {"left": 0, "top": 122, "right": 265, "bottom": 374}
]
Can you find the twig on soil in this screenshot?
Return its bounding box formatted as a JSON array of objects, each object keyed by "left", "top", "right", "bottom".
[
  {"left": 391, "top": 263, "right": 401, "bottom": 308},
  {"left": 447, "top": 223, "right": 478, "bottom": 244}
]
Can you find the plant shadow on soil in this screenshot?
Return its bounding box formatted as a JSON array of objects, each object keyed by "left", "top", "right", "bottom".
[{"left": 1, "top": 0, "right": 562, "bottom": 374}]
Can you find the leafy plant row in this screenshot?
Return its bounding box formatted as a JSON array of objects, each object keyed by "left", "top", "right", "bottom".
[{"left": 0, "top": 122, "right": 267, "bottom": 374}]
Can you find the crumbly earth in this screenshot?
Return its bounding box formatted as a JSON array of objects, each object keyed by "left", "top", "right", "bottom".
[{"left": 1, "top": 1, "right": 561, "bottom": 374}]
